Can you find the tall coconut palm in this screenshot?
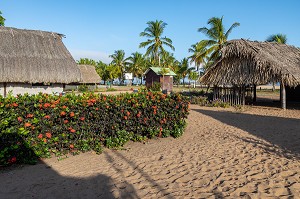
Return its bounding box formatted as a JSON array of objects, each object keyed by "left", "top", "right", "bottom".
[
  {"left": 266, "top": 34, "right": 287, "bottom": 44},
  {"left": 128, "top": 52, "right": 147, "bottom": 84},
  {"left": 188, "top": 41, "right": 209, "bottom": 71},
  {"left": 109, "top": 50, "right": 129, "bottom": 84},
  {"left": 0, "top": 11, "right": 5, "bottom": 26},
  {"left": 139, "top": 20, "right": 175, "bottom": 66},
  {"left": 178, "top": 58, "right": 195, "bottom": 87},
  {"left": 197, "top": 16, "right": 240, "bottom": 64}
]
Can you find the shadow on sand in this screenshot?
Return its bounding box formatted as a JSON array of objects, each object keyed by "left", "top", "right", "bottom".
[
  {"left": 193, "top": 108, "right": 300, "bottom": 160},
  {"left": 0, "top": 134, "right": 138, "bottom": 199}
]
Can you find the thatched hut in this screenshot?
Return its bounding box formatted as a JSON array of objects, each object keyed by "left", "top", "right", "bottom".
[
  {"left": 65, "top": 65, "right": 101, "bottom": 91},
  {"left": 144, "top": 67, "right": 176, "bottom": 92},
  {"left": 201, "top": 39, "right": 300, "bottom": 109},
  {"left": 0, "top": 27, "right": 81, "bottom": 96}
]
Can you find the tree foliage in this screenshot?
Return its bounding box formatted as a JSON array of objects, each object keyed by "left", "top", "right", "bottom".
[{"left": 0, "top": 11, "right": 5, "bottom": 26}]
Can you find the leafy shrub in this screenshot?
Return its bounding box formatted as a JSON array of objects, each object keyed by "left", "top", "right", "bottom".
[
  {"left": 106, "top": 88, "right": 117, "bottom": 92},
  {"left": 78, "top": 84, "right": 88, "bottom": 92},
  {"left": 149, "top": 82, "right": 161, "bottom": 91},
  {"left": 0, "top": 91, "right": 189, "bottom": 166}
]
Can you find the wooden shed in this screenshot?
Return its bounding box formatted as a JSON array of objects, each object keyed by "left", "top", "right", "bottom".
[
  {"left": 144, "top": 67, "right": 176, "bottom": 92},
  {"left": 201, "top": 39, "right": 300, "bottom": 109},
  {"left": 0, "top": 27, "right": 81, "bottom": 96}
]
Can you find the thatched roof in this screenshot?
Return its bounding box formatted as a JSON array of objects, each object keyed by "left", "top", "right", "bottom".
[
  {"left": 0, "top": 27, "right": 81, "bottom": 84},
  {"left": 78, "top": 65, "right": 101, "bottom": 84},
  {"left": 201, "top": 39, "right": 300, "bottom": 87}
]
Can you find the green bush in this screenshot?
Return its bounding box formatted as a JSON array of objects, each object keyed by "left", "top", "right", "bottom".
[
  {"left": 149, "top": 82, "right": 161, "bottom": 91},
  {"left": 0, "top": 91, "right": 189, "bottom": 166}
]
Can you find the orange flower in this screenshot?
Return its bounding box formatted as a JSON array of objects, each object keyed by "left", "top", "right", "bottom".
[
  {"left": 43, "top": 103, "right": 51, "bottom": 108},
  {"left": 17, "top": 117, "right": 23, "bottom": 122},
  {"left": 12, "top": 102, "right": 18, "bottom": 107},
  {"left": 43, "top": 138, "right": 47, "bottom": 143},
  {"left": 38, "top": 134, "right": 43, "bottom": 139},
  {"left": 44, "top": 115, "right": 51, "bottom": 119},
  {"left": 95, "top": 108, "right": 99, "bottom": 111},
  {"left": 62, "top": 105, "right": 67, "bottom": 109},
  {"left": 51, "top": 104, "right": 56, "bottom": 108},
  {"left": 69, "top": 144, "right": 74, "bottom": 149},
  {"left": 69, "top": 128, "right": 76, "bottom": 133},
  {"left": 60, "top": 111, "right": 66, "bottom": 116},
  {"left": 124, "top": 116, "right": 128, "bottom": 120},
  {"left": 45, "top": 132, "right": 52, "bottom": 139},
  {"left": 26, "top": 114, "right": 34, "bottom": 118},
  {"left": 63, "top": 119, "right": 69, "bottom": 124},
  {"left": 79, "top": 117, "right": 85, "bottom": 121},
  {"left": 69, "top": 112, "right": 75, "bottom": 117},
  {"left": 24, "top": 122, "right": 31, "bottom": 127},
  {"left": 106, "top": 106, "right": 109, "bottom": 109},
  {"left": 126, "top": 111, "right": 130, "bottom": 116}
]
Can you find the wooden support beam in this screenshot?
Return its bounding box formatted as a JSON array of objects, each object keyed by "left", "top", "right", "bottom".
[{"left": 281, "top": 82, "right": 286, "bottom": 109}]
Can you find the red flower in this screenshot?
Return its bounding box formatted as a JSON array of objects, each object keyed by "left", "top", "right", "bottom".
[
  {"left": 26, "top": 114, "right": 34, "bottom": 118},
  {"left": 95, "top": 108, "right": 99, "bottom": 111},
  {"left": 69, "top": 144, "right": 74, "bottom": 149},
  {"left": 62, "top": 105, "right": 67, "bottom": 109},
  {"left": 69, "top": 112, "right": 75, "bottom": 117},
  {"left": 17, "top": 117, "right": 23, "bottom": 122},
  {"left": 60, "top": 111, "right": 66, "bottom": 116},
  {"left": 126, "top": 111, "right": 130, "bottom": 116},
  {"left": 63, "top": 119, "right": 69, "bottom": 124},
  {"left": 45, "top": 132, "right": 52, "bottom": 139},
  {"left": 137, "top": 112, "right": 141, "bottom": 118},
  {"left": 8, "top": 157, "right": 17, "bottom": 164},
  {"left": 44, "top": 115, "right": 51, "bottom": 119},
  {"left": 38, "top": 134, "right": 43, "bottom": 139},
  {"left": 69, "top": 128, "right": 76, "bottom": 133},
  {"left": 124, "top": 116, "right": 128, "bottom": 120},
  {"left": 43, "top": 103, "right": 51, "bottom": 108},
  {"left": 24, "top": 122, "right": 31, "bottom": 127},
  {"left": 79, "top": 117, "right": 85, "bottom": 121},
  {"left": 12, "top": 102, "right": 18, "bottom": 107}
]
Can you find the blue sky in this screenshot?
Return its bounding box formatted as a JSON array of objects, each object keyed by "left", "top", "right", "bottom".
[{"left": 2, "top": 0, "right": 300, "bottom": 64}]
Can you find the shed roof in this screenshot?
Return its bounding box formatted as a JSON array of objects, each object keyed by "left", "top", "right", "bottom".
[
  {"left": 201, "top": 39, "right": 300, "bottom": 87},
  {"left": 0, "top": 27, "right": 81, "bottom": 84},
  {"left": 144, "top": 67, "right": 176, "bottom": 76}
]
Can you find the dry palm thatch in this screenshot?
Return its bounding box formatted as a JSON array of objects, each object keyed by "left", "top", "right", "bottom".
[
  {"left": 201, "top": 39, "right": 300, "bottom": 87},
  {"left": 78, "top": 65, "right": 101, "bottom": 84},
  {"left": 0, "top": 27, "right": 81, "bottom": 84}
]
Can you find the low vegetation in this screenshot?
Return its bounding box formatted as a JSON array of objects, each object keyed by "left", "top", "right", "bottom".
[{"left": 0, "top": 91, "right": 189, "bottom": 166}]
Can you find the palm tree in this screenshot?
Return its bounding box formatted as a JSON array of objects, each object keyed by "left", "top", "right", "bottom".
[
  {"left": 128, "top": 52, "right": 147, "bottom": 85},
  {"left": 139, "top": 20, "right": 175, "bottom": 66},
  {"left": 188, "top": 41, "right": 209, "bottom": 71},
  {"left": 197, "top": 16, "right": 240, "bottom": 64},
  {"left": 188, "top": 71, "right": 199, "bottom": 88},
  {"left": 178, "top": 58, "right": 195, "bottom": 87},
  {"left": 109, "top": 50, "right": 129, "bottom": 84},
  {"left": 0, "top": 11, "right": 5, "bottom": 26},
  {"left": 77, "top": 58, "right": 97, "bottom": 66},
  {"left": 266, "top": 34, "right": 287, "bottom": 44}
]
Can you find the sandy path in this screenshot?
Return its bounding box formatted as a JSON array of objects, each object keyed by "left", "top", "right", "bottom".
[{"left": 1, "top": 105, "right": 300, "bottom": 198}]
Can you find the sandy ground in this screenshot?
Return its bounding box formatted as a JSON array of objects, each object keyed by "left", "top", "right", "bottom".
[{"left": 1, "top": 105, "right": 300, "bottom": 198}]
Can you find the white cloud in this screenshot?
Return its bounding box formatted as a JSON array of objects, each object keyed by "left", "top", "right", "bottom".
[{"left": 69, "top": 49, "right": 112, "bottom": 64}]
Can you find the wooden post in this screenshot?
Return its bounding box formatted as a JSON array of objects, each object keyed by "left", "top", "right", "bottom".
[
  {"left": 253, "top": 84, "right": 257, "bottom": 102},
  {"left": 281, "top": 81, "right": 286, "bottom": 109},
  {"left": 4, "top": 82, "right": 7, "bottom": 98}
]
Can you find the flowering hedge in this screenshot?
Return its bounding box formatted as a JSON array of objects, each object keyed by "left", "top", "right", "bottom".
[{"left": 0, "top": 91, "right": 189, "bottom": 166}]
